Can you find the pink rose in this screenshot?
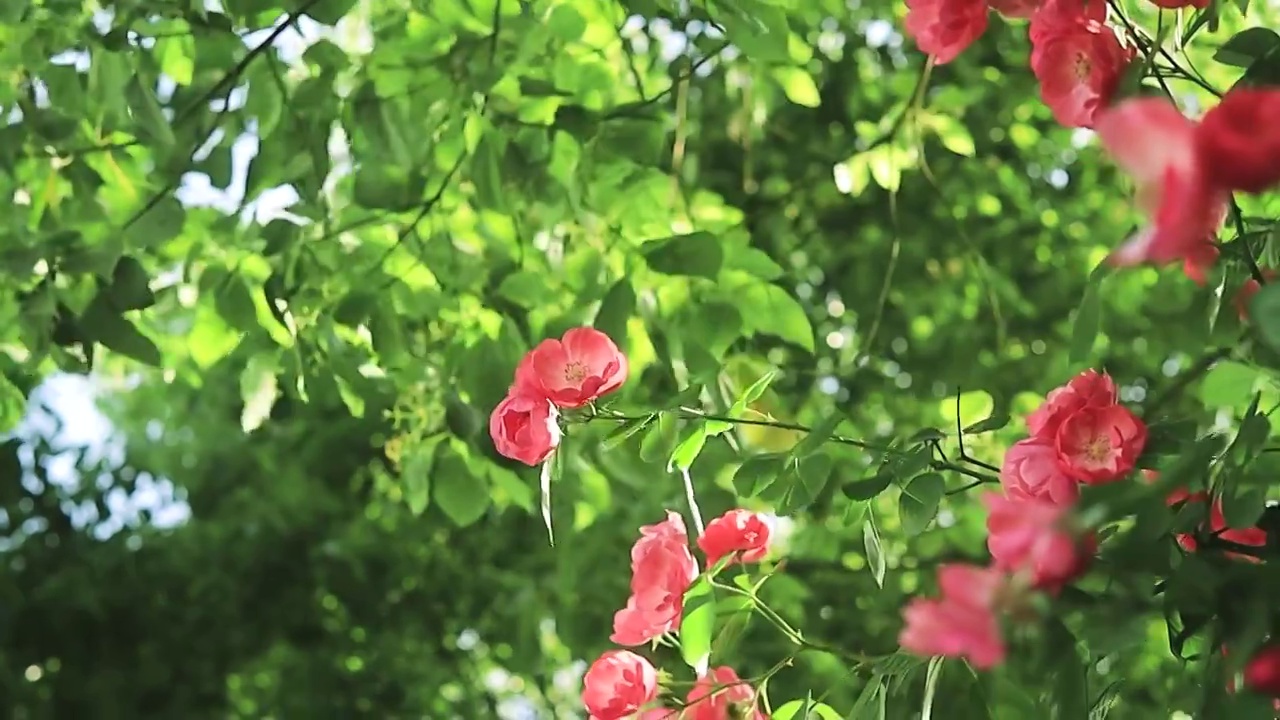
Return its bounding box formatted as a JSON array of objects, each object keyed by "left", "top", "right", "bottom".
[
  {"left": 903, "top": 0, "right": 989, "bottom": 64},
  {"left": 1029, "top": 0, "right": 1105, "bottom": 43},
  {"left": 1000, "top": 438, "right": 1080, "bottom": 505},
  {"left": 612, "top": 512, "right": 699, "bottom": 646},
  {"left": 1026, "top": 369, "right": 1117, "bottom": 441},
  {"left": 581, "top": 650, "right": 659, "bottom": 720},
  {"left": 1195, "top": 89, "right": 1280, "bottom": 194},
  {"left": 1030, "top": 16, "right": 1132, "bottom": 128},
  {"left": 1054, "top": 404, "right": 1146, "bottom": 483},
  {"left": 898, "top": 564, "right": 1008, "bottom": 669},
  {"left": 514, "top": 326, "right": 628, "bottom": 408},
  {"left": 684, "top": 666, "right": 765, "bottom": 720},
  {"left": 488, "top": 391, "right": 561, "bottom": 466},
  {"left": 984, "top": 493, "right": 1093, "bottom": 592},
  {"left": 1095, "top": 98, "right": 1228, "bottom": 284},
  {"left": 697, "top": 509, "right": 775, "bottom": 567}
]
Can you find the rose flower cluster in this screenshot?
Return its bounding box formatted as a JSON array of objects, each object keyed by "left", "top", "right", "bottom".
[
  {"left": 905, "top": 0, "right": 1133, "bottom": 128},
  {"left": 1096, "top": 90, "right": 1280, "bottom": 290},
  {"left": 899, "top": 369, "right": 1143, "bottom": 667},
  {"left": 488, "top": 327, "right": 628, "bottom": 466},
  {"left": 902, "top": 0, "right": 1280, "bottom": 302},
  {"left": 583, "top": 510, "right": 775, "bottom": 720}
]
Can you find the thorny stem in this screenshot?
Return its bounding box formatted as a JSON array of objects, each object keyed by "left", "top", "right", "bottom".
[
  {"left": 709, "top": 580, "right": 877, "bottom": 667},
  {"left": 587, "top": 407, "right": 1001, "bottom": 489}
]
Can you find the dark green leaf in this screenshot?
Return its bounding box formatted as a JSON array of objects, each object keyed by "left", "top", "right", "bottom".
[
  {"left": 964, "top": 413, "right": 1011, "bottom": 434},
  {"left": 595, "top": 280, "right": 635, "bottom": 349},
  {"left": 898, "top": 472, "right": 944, "bottom": 535},
  {"left": 106, "top": 256, "right": 155, "bottom": 311},
  {"left": 1046, "top": 620, "right": 1089, "bottom": 720},
  {"left": 843, "top": 470, "right": 894, "bottom": 501},
  {"left": 733, "top": 454, "right": 786, "bottom": 498},
  {"left": 432, "top": 441, "right": 490, "bottom": 527},
  {"left": 80, "top": 297, "right": 162, "bottom": 367},
  {"left": 353, "top": 166, "right": 426, "bottom": 211},
  {"left": 790, "top": 412, "right": 842, "bottom": 458},
  {"left": 1252, "top": 284, "right": 1280, "bottom": 352},
  {"left": 641, "top": 232, "right": 724, "bottom": 280},
  {"left": 1214, "top": 27, "right": 1280, "bottom": 68}
]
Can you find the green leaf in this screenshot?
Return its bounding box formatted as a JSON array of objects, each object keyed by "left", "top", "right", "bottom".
[
  {"left": 850, "top": 677, "right": 886, "bottom": 718},
  {"left": 641, "top": 232, "right": 724, "bottom": 280},
  {"left": 780, "top": 452, "right": 833, "bottom": 513},
  {"left": 670, "top": 425, "right": 709, "bottom": 471},
  {"left": 213, "top": 274, "right": 260, "bottom": 333},
  {"left": 898, "top": 472, "right": 945, "bottom": 535},
  {"left": 716, "top": 2, "right": 792, "bottom": 62},
  {"left": 1046, "top": 620, "right": 1089, "bottom": 720},
  {"left": 0, "top": 374, "right": 28, "bottom": 431},
  {"left": 594, "top": 279, "right": 635, "bottom": 350},
  {"left": 471, "top": 133, "right": 507, "bottom": 211},
  {"left": 843, "top": 470, "right": 894, "bottom": 501},
  {"left": 773, "top": 67, "right": 821, "bottom": 107},
  {"left": 304, "top": 0, "right": 358, "bottom": 24},
  {"left": 131, "top": 197, "right": 186, "bottom": 246},
  {"left": 1069, "top": 271, "right": 1105, "bottom": 365},
  {"left": 640, "top": 412, "right": 680, "bottom": 462},
  {"left": 735, "top": 280, "right": 815, "bottom": 351},
  {"left": 1199, "top": 361, "right": 1267, "bottom": 407},
  {"left": 401, "top": 439, "right": 438, "bottom": 516},
  {"left": 864, "top": 513, "right": 886, "bottom": 587},
  {"left": 921, "top": 657, "right": 944, "bottom": 720},
  {"left": 709, "top": 370, "right": 777, "bottom": 436},
  {"left": 733, "top": 454, "right": 786, "bottom": 498},
  {"left": 125, "top": 75, "right": 175, "bottom": 148},
  {"left": 433, "top": 440, "right": 492, "bottom": 527},
  {"left": 602, "top": 415, "right": 655, "bottom": 450},
  {"left": 106, "top": 256, "right": 156, "bottom": 311},
  {"left": 353, "top": 165, "right": 426, "bottom": 211},
  {"left": 774, "top": 699, "right": 842, "bottom": 720},
  {"left": 1213, "top": 27, "right": 1280, "bottom": 68},
  {"left": 790, "top": 413, "right": 842, "bottom": 458},
  {"left": 80, "top": 296, "right": 162, "bottom": 367},
  {"left": 497, "top": 270, "right": 551, "bottom": 309},
  {"left": 679, "top": 577, "right": 716, "bottom": 674},
  {"left": 963, "top": 413, "right": 1011, "bottom": 434},
  {"left": 547, "top": 5, "right": 587, "bottom": 41},
  {"left": 1252, "top": 284, "right": 1280, "bottom": 352}
]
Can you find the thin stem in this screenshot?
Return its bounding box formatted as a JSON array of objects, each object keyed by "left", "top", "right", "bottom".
[
  {"left": 590, "top": 408, "right": 1000, "bottom": 488},
  {"left": 709, "top": 580, "right": 875, "bottom": 666},
  {"left": 680, "top": 467, "right": 706, "bottom": 537},
  {"left": 1228, "top": 197, "right": 1268, "bottom": 284}
]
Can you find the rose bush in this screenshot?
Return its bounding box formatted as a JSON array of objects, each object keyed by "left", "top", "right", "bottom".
[{"left": 491, "top": 1, "right": 1280, "bottom": 717}]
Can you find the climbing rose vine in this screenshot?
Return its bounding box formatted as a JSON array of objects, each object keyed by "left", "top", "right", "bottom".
[{"left": 480, "top": 1, "right": 1280, "bottom": 715}]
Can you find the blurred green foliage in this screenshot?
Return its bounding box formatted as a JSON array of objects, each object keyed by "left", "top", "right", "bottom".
[{"left": 2, "top": 0, "right": 1280, "bottom": 718}]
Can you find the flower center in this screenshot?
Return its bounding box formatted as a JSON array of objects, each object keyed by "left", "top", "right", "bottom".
[
  {"left": 563, "top": 361, "right": 587, "bottom": 384},
  {"left": 1082, "top": 433, "right": 1112, "bottom": 463},
  {"left": 1073, "top": 52, "right": 1092, "bottom": 81}
]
